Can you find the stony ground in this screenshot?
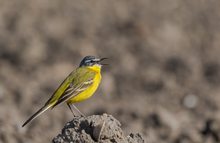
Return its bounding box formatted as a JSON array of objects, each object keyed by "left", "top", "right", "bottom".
[{"left": 0, "top": 0, "right": 220, "bottom": 143}]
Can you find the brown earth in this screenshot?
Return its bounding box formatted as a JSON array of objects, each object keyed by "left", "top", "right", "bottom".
[
  {"left": 53, "top": 114, "right": 144, "bottom": 143},
  {"left": 0, "top": 0, "right": 220, "bottom": 143}
]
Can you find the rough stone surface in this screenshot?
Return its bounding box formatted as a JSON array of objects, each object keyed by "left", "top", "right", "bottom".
[{"left": 53, "top": 114, "right": 144, "bottom": 143}]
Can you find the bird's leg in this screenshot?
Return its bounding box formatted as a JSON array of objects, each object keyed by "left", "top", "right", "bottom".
[
  {"left": 67, "top": 103, "right": 75, "bottom": 116},
  {"left": 70, "top": 104, "right": 85, "bottom": 117}
]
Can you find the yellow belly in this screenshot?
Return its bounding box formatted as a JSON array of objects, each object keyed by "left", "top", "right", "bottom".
[{"left": 67, "top": 73, "right": 101, "bottom": 103}]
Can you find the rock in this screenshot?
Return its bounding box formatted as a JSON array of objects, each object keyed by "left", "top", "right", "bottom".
[
  {"left": 53, "top": 114, "right": 144, "bottom": 143},
  {"left": 127, "top": 133, "right": 144, "bottom": 143}
]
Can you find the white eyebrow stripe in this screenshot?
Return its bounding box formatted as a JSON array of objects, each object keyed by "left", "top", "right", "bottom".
[{"left": 85, "top": 59, "right": 92, "bottom": 63}]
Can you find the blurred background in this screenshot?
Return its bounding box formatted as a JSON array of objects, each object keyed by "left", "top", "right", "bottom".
[{"left": 0, "top": 0, "right": 220, "bottom": 142}]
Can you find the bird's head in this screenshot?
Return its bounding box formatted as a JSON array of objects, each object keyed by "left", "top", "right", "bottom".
[{"left": 79, "top": 56, "right": 108, "bottom": 67}]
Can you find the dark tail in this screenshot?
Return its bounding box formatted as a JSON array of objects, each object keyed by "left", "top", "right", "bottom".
[{"left": 22, "top": 105, "right": 52, "bottom": 127}]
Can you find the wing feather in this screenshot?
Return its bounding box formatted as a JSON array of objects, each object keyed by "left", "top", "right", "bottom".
[{"left": 52, "top": 69, "right": 95, "bottom": 108}]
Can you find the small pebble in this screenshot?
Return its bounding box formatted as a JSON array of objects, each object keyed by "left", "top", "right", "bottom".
[{"left": 183, "top": 94, "right": 198, "bottom": 109}]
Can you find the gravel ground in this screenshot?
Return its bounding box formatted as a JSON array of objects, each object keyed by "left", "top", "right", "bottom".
[{"left": 0, "top": 0, "right": 220, "bottom": 143}]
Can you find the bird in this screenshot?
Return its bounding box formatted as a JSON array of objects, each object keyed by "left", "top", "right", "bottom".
[{"left": 22, "top": 56, "right": 107, "bottom": 127}]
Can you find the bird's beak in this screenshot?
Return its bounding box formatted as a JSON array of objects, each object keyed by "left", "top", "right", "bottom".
[
  {"left": 98, "top": 58, "right": 108, "bottom": 66},
  {"left": 100, "top": 58, "right": 108, "bottom": 61}
]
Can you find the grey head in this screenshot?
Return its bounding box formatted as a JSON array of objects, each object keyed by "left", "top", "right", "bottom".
[{"left": 79, "top": 56, "right": 107, "bottom": 67}]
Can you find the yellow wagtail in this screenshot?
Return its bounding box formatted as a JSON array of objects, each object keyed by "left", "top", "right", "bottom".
[{"left": 22, "top": 56, "right": 107, "bottom": 127}]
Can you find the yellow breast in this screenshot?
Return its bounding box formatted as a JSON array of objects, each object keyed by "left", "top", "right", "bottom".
[{"left": 67, "top": 65, "right": 101, "bottom": 103}]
